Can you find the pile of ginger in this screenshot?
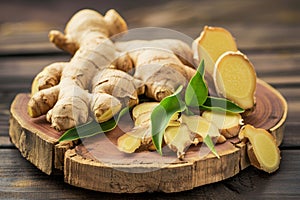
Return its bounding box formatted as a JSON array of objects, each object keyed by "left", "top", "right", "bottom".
[
  {"left": 28, "top": 9, "right": 280, "bottom": 173},
  {"left": 28, "top": 9, "right": 195, "bottom": 131}
]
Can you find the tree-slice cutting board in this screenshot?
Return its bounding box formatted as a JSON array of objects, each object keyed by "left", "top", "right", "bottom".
[{"left": 9, "top": 79, "right": 287, "bottom": 193}]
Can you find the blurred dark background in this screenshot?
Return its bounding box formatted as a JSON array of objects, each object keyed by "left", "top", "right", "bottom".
[{"left": 1, "top": 0, "right": 299, "bottom": 49}]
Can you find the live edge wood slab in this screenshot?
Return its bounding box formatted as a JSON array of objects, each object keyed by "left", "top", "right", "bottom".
[{"left": 9, "top": 79, "right": 287, "bottom": 193}]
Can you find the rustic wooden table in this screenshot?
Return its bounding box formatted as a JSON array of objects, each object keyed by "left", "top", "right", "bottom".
[{"left": 1, "top": 0, "right": 300, "bottom": 199}]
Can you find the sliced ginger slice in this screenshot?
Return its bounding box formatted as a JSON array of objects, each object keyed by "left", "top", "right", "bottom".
[
  {"left": 117, "top": 127, "right": 152, "bottom": 153},
  {"left": 118, "top": 102, "right": 181, "bottom": 154},
  {"left": 202, "top": 111, "right": 244, "bottom": 138},
  {"left": 133, "top": 102, "right": 180, "bottom": 127},
  {"left": 117, "top": 133, "right": 142, "bottom": 153},
  {"left": 214, "top": 51, "right": 256, "bottom": 110},
  {"left": 132, "top": 102, "right": 159, "bottom": 121},
  {"left": 182, "top": 114, "right": 226, "bottom": 144},
  {"left": 135, "top": 110, "right": 180, "bottom": 127},
  {"left": 134, "top": 112, "right": 151, "bottom": 126},
  {"left": 193, "top": 26, "right": 238, "bottom": 76},
  {"left": 239, "top": 124, "right": 280, "bottom": 173},
  {"left": 164, "top": 124, "right": 194, "bottom": 159}
]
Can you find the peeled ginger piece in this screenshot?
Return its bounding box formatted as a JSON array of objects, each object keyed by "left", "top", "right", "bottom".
[
  {"left": 239, "top": 124, "right": 281, "bottom": 173},
  {"left": 214, "top": 51, "right": 256, "bottom": 110},
  {"left": 133, "top": 102, "right": 180, "bottom": 127},
  {"left": 164, "top": 124, "right": 194, "bottom": 159},
  {"left": 117, "top": 127, "right": 151, "bottom": 153},
  {"left": 117, "top": 131, "right": 142, "bottom": 153},
  {"left": 193, "top": 26, "right": 238, "bottom": 76},
  {"left": 132, "top": 102, "right": 159, "bottom": 121},
  {"left": 202, "top": 111, "right": 243, "bottom": 138},
  {"left": 182, "top": 114, "right": 226, "bottom": 144}
]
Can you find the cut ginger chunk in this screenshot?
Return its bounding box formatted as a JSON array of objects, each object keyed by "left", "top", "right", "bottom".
[
  {"left": 239, "top": 125, "right": 281, "bottom": 173},
  {"left": 193, "top": 26, "right": 238, "bottom": 76},
  {"left": 214, "top": 51, "right": 256, "bottom": 110},
  {"left": 132, "top": 102, "right": 159, "bottom": 121},
  {"left": 117, "top": 132, "right": 142, "bottom": 153},
  {"left": 164, "top": 124, "right": 194, "bottom": 159},
  {"left": 202, "top": 111, "right": 243, "bottom": 138},
  {"left": 182, "top": 114, "right": 226, "bottom": 144}
]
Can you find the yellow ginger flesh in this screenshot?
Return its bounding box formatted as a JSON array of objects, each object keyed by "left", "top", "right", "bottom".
[
  {"left": 164, "top": 124, "right": 194, "bottom": 159},
  {"left": 117, "top": 131, "right": 143, "bottom": 153},
  {"left": 239, "top": 125, "right": 280, "bottom": 173},
  {"left": 193, "top": 26, "right": 237, "bottom": 76},
  {"left": 202, "top": 111, "right": 243, "bottom": 138},
  {"left": 214, "top": 51, "right": 256, "bottom": 110},
  {"left": 199, "top": 26, "right": 238, "bottom": 62}
]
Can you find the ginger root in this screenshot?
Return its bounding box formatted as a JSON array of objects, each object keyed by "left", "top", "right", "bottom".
[
  {"left": 31, "top": 62, "right": 67, "bottom": 95},
  {"left": 49, "top": 9, "right": 127, "bottom": 55},
  {"left": 29, "top": 9, "right": 197, "bottom": 131},
  {"left": 28, "top": 9, "right": 142, "bottom": 131},
  {"left": 239, "top": 124, "right": 281, "bottom": 173},
  {"left": 116, "top": 40, "right": 196, "bottom": 101},
  {"left": 202, "top": 111, "right": 243, "bottom": 138},
  {"left": 214, "top": 51, "right": 257, "bottom": 110}
]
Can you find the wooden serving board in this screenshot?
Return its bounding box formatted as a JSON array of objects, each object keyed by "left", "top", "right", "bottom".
[{"left": 9, "top": 79, "right": 287, "bottom": 193}]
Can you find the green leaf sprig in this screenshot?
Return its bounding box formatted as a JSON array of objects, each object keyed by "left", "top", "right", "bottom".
[
  {"left": 58, "top": 106, "right": 130, "bottom": 142},
  {"left": 151, "top": 86, "right": 186, "bottom": 154},
  {"left": 150, "top": 60, "right": 244, "bottom": 156}
]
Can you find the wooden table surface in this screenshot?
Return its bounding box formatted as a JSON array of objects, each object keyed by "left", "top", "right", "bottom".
[{"left": 1, "top": 0, "right": 300, "bottom": 199}]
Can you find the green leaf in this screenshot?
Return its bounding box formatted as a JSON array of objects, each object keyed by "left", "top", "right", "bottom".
[
  {"left": 203, "top": 135, "right": 220, "bottom": 159},
  {"left": 201, "top": 96, "right": 244, "bottom": 113},
  {"left": 151, "top": 85, "right": 186, "bottom": 155},
  {"left": 185, "top": 60, "right": 208, "bottom": 107},
  {"left": 58, "top": 107, "right": 130, "bottom": 142}
]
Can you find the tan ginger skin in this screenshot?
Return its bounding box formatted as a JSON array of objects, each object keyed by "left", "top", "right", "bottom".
[
  {"left": 116, "top": 40, "right": 196, "bottom": 101},
  {"left": 28, "top": 9, "right": 197, "bottom": 131},
  {"left": 28, "top": 9, "right": 143, "bottom": 131}
]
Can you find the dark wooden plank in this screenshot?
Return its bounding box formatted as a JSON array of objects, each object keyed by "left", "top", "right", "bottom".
[
  {"left": 125, "top": 0, "right": 300, "bottom": 49},
  {"left": 0, "top": 55, "right": 69, "bottom": 79},
  {"left": 0, "top": 136, "right": 13, "bottom": 148},
  {"left": 0, "top": 149, "right": 299, "bottom": 199},
  {"left": 278, "top": 88, "right": 300, "bottom": 102},
  {"left": 248, "top": 51, "right": 300, "bottom": 87},
  {"left": 281, "top": 122, "right": 300, "bottom": 149},
  {"left": 223, "top": 149, "right": 300, "bottom": 199},
  {"left": 1, "top": 0, "right": 300, "bottom": 54},
  {"left": 284, "top": 102, "right": 300, "bottom": 124},
  {"left": 278, "top": 86, "right": 300, "bottom": 150},
  {"left": 0, "top": 55, "right": 69, "bottom": 93},
  {"left": 249, "top": 51, "right": 300, "bottom": 77},
  {"left": 260, "top": 76, "right": 300, "bottom": 87}
]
